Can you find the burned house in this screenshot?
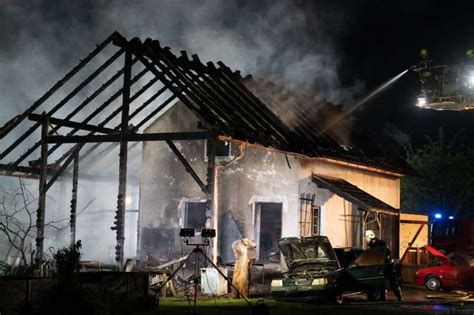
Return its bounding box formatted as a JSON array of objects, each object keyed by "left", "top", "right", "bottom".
[
  {"left": 0, "top": 32, "right": 413, "bottom": 269},
  {"left": 138, "top": 66, "right": 415, "bottom": 265}
]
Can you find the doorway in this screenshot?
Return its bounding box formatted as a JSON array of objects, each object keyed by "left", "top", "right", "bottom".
[{"left": 255, "top": 202, "right": 282, "bottom": 262}]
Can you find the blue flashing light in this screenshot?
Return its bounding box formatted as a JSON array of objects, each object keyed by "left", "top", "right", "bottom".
[
  {"left": 434, "top": 213, "right": 442, "bottom": 219},
  {"left": 448, "top": 216, "right": 454, "bottom": 220}
]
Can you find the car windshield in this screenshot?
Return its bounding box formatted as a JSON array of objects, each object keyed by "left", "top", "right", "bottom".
[
  {"left": 351, "top": 247, "right": 387, "bottom": 267},
  {"left": 285, "top": 240, "right": 337, "bottom": 261}
]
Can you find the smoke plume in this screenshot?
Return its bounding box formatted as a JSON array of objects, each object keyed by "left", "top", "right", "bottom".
[{"left": 0, "top": 0, "right": 365, "bottom": 261}]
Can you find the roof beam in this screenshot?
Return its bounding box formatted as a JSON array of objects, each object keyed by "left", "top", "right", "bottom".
[
  {"left": 28, "top": 114, "right": 116, "bottom": 134},
  {"left": 0, "top": 32, "right": 123, "bottom": 140},
  {"left": 166, "top": 140, "right": 208, "bottom": 194},
  {"left": 46, "top": 131, "right": 208, "bottom": 144}
]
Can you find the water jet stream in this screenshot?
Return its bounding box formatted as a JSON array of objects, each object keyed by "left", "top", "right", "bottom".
[{"left": 318, "top": 69, "right": 410, "bottom": 136}]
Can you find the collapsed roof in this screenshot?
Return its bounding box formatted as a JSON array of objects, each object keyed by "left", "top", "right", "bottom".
[{"left": 0, "top": 31, "right": 414, "bottom": 179}]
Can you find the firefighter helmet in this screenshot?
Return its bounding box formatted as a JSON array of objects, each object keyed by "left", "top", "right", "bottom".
[
  {"left": 364, "top": 229, "right": 376, "bottom": 244},
  {"left": 420, "top": 48, "right": 429, "bottom": 59}
]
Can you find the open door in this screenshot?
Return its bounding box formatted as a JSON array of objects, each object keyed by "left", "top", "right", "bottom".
[
  {"left": 255, "top": 203, "right": 282, "bottom": 262},
  {"left": 347, "top": 247, "right": 388, "bottom": 289}
]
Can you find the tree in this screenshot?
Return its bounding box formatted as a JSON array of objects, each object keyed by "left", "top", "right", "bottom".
[
  {"left": 401, "top": 129, "right": 474, "bottom": 218},
  {"left": 0, "top": 178, "right": 68, "bottom": 267},
  {"left": 0, "top": 179, "right": 38, "bottom": 266}
]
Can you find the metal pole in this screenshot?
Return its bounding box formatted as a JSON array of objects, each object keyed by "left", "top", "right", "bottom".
[
  {"left": 113, "top": 50, "right": 132, "bottom": 268},
  {"left": 193, "top": 249, "right": 199, "bottom": 315},
  {"left": 35, "top": 112, "right": 48, "bottom": 265},
  {"left": 70, "top": 151, "right": 79, "bottom": 247}
]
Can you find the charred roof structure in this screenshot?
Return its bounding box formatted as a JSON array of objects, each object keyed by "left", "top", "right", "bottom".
[{"left": 0, "top": 32, "right": 413, "bottom": 267}]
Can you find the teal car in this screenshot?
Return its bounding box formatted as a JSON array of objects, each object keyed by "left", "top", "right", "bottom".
[
  {"left": 271, "top": 236, "right": 344, "bottom": 304},
  {"left": 344, "top": 246, "right": 398, "bottom": 301},
  {"left": 271, "top": 236, "right": 400, "bottom": 303}
]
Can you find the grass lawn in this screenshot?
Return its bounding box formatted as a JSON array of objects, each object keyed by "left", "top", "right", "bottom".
[
  {"left": 158, "top": 297, "right": 332, "bottom": 314},
  {"left": 155, "top": 297, "right": 448, "bottom": 315},
  {"left": 154, "top": 297, "right": 425, "bottom": 315}
]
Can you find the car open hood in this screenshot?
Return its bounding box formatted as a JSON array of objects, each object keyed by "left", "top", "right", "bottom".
[
  {"left": 278, "top": 236, "right": 339, "bottom": 272},
  {"left": 423, "top": 245, "right": 452, "bottom": 263}
]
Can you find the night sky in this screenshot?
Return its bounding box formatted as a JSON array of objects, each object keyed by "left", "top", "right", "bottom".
[
  {"left": 1, "top": 0, "right": 474, "bottom": 149},
  {"left": 338, "top": 0, "right": 474, "bottom": 146}
]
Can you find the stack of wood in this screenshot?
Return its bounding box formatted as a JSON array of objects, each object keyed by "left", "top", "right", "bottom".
[{"left": 231, "top": 238, "right": 256, "bottom": 298}]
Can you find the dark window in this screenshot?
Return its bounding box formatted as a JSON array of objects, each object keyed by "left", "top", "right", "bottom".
[
  {"left": 215, "top": 141, "right": 231, "bottom": 157},
  {"left": 184, "top": 202, "right": 207, "bottom": 230},
  {"left": 312, "top": 206, "right": 321, "bottom": 235},
  {"left": 205, "top": 140, "right": 232, "bottom": 160}
]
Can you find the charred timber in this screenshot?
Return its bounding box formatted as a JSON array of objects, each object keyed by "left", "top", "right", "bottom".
[
  {"left": 11, "top": 58, "right": 138, "bottom": 168},
  {"left": 45, "top": 132, "right": 209, "bottom": 143},
  {"left": 70, "top": 152, "right": 79, "bottom": 247},
  {"left": 114, "top": 51, "right": 132, "bottom": 267},
  {"left": 165, "top": 140, "right": 208, "bottom": 194},
  {"left": 28, "top": 114, "right": 116, "bottom": 134},
  {"left": 0, "top": 32, "right": 122, "bottom": 140},
  {"left": 35, "top": 113, "right": 48, "bottom": 264},
  {"left": 0, "top": 48, "right": 124, "bottom": 160}
]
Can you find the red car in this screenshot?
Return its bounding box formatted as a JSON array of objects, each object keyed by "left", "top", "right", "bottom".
[{"left": 414, "top": 245, "right": 473, "bottom": 291}]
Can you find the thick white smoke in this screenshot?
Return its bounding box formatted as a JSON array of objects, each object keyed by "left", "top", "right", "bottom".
[{"left": 0, "top": 0, "right": 365, "bottom": 262}]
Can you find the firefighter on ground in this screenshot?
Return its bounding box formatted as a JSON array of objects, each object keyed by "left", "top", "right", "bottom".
[{"left": 364, "top": 230, "right": 403, "bottom": 301}]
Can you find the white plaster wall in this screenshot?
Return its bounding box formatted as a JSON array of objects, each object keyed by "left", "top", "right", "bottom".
[{"left": 218, "top": 147, "right": 300, "bottom": 242}]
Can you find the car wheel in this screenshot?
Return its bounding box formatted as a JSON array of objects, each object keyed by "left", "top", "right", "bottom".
[
  {"left": 367, "top": 290, "right": 379, "bottom": 301},
  {"left": 367, "top": 289, "right": 385, "bottom": 302},
  {"left": 425, "top": 275, "right": 442, "bottom": 291},
  {"left": 332, "top": 291, "right": 344, "bottom": 305}
]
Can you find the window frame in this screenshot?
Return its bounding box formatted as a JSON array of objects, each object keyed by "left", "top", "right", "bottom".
[{"left": 311, "top": 205, "right": 321, "bottom": 236}]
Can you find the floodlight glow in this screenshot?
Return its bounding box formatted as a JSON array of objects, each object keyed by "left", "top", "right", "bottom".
[
  {"left": 469, "top": 74, "right": 474, "bottom": 86},
  {"left": 448, "top": 216, "right": 454, "bottom": 220},
  {"left": 434, "top": 213, "right": 442, "bottom": 219},
  {"left": 417, "top": 97, "right": 427, "bottom": 107}
]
